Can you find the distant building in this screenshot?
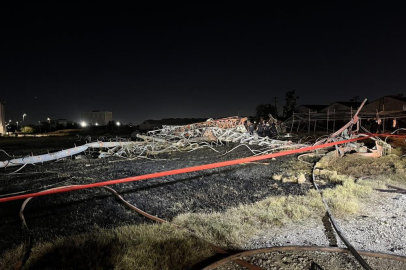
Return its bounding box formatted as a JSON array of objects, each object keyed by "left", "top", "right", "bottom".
[
  {"left": 0, "top": 101, "right": 5, "bottom": 135},
  {"left": 362, "top": 95, "right": 406, "bottom": 112},
  {"left": 50, "top": 119, "right": 57, "bottom": 128},
  {"left": 81, "top": 111, "right": 113, "bottom": 126},
  {"left": 320, "top": 102, "right": 362, "bottom": 113},
  {"left": 56, "top": 119, "right": 68, "bottom": 127},
  {"left": 295, "top": 105, "right": 327, "bottom": 113}
]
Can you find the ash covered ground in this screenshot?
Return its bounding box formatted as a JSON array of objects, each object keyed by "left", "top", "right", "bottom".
[{"left": 0, "top": 136, "right": 311, "bottom": 255}]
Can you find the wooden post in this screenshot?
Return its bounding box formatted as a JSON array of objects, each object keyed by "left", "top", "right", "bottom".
[
  {"left": 290, "top": 112, "right": 294, "bottom": 133},
  {"left": 308, "top": 109, "right": 311, "bottom": 133},
  {"left": 327, "top": 109, "right": 329, "bottom": 133},
  {"left": 382, "top": 104, "right": 385, "bottom": 132},
  {"left": 297, "top": 120, "right": 300, "bottom": 132}
]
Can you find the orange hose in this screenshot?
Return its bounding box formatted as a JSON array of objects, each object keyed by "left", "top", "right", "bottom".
[{"left": 0, "top": 136, "right": 373, "bottom": 203}]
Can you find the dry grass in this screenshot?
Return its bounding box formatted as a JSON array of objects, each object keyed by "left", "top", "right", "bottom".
[
  {"left": 0, "top": 245, "right": 24, "bottom": 270},
  {"left": 0, "top": 224, "right": 214, "bottom": 270},
  {"left": 173, "top": 178, "right": 377, "bottom": 248},
  {"left": 2, "top": 153, "right": 403, "bottom": 269},
  {"left": 322, "top": 179, "right": 373, "bottom": 216},
  {"left": 319, "top": 153, "right": 406, "bottom": 188},
  {"left": 173, "top": 154, "right": 405, "bottom": 247},
  {"left": 323, "top": 154, "right": 405, "bottom": 178},
  {"left": 315, "top": 153, "right": 406, "bottom": 215},
  {"left": 2, "top": 179, "right": 373, "bottom": 269},
  {"left": 173, "top": 192, "right": 325, "bottom": 248}
]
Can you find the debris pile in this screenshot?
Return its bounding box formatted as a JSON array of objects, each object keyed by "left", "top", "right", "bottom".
[
  {"left": 99, "top": 116, "right": 308, "bottom": 159},
  {"left": 0, "top": 101, "right": 396, "bottom": 170}
]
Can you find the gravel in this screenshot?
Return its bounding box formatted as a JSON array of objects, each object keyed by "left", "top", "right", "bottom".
[{"left": 227, "top": 191, "right": 406, "bottom": 269}]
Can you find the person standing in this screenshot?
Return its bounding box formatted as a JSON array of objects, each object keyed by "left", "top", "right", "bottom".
[
  {"left": 392, "top": 118, "right": 398, "bottom": 131},
  {"left": 248, "top": 121, "right": 255, "bottom": 135},
  {"left": 264, "top": 123, "right": 271, "bottom": 137},
  {"left": 376, "top": 118, "right": 382, "bottom": 133},
  {"left": 257, "top": 121, "right": 264, "bottom": 137},
  {"left": 270, "top": 121, "right": 277, "bottom": 136}
]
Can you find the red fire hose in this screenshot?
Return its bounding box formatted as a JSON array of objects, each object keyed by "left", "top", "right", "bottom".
[{"left": 0, "top": 136, "right": 378, "bottom": 203}]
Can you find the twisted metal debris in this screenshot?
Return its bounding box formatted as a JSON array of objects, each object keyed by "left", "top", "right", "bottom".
[
  {"left": 98, "top": 116, "right": 307, "bottom": 159},
  {"left": 0, "top": 108, "right": 393, "bottom": 169},
  {"left": 0, "top": 117, "right": 307, "bottom": 168}
]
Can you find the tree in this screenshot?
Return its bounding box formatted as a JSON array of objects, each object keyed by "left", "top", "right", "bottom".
[
  {"left": 255, "top": 104, "right": 277, "bottom": 120},
  {"left": 283, "top": 90, "right": 298, "bottom": 118}
]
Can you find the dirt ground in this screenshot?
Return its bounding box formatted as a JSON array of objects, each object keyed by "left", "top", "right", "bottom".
[
  {"left": 1, "top": 135, "right": 405, "bottom": 270},
  {"left": 0, "top": 136, "right": 310, "bottom": 256}
]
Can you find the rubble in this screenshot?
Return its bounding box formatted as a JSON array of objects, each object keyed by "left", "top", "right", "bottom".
[
  {"left": 0, "top": 117, "right": 308, "bottom": 169},
  {"left": 0, "top": 104, "right": 396, "bottom": 171}
]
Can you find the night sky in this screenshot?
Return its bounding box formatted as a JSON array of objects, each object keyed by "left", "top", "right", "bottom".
[{"left": 2, "top": 2, "right": 406, "bottom": 125}]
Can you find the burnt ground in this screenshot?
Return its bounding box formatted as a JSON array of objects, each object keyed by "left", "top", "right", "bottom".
[{"left": 0, "top": 136, "right": 312, "bottom": 256}]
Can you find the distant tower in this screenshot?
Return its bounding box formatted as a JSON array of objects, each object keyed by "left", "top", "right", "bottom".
[{"left": 0, "top": 100, "right": 5, "bottom": 135}]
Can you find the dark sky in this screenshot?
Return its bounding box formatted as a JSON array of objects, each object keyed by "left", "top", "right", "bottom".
[{"left": 2, "top": 1, "right": 406, "bottom": 125}]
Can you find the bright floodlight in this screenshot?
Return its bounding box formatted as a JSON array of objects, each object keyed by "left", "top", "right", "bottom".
[
  {"left": 81, "top": 121, "right": 87, "bottom": 127},
  {"left": 116, "top": 122, "right": 121, "bottom": 126},
  {"left": 95, "top": 123, "right": 99, "bottom": 126}
]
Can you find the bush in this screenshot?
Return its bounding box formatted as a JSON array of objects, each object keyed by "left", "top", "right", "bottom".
[{"left": 21, "top": 126, "right": 35, "bottom": 133}]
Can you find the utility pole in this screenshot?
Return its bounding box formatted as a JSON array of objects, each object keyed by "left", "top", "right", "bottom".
[{"left": 271, "top": 97, "right": 279, "bottom": 117}]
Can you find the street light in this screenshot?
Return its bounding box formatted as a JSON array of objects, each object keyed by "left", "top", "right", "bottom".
[
  {"left": 116, "top": 121, "right": 121, "bottom": 131},
  {"left": 47, "top": 118, "right": 51, "bottom": 132},
  {"left": 23, "top": 113, "right": 26, "bottom": 123},
  {"left": 16, "top": 121, "right": 19, "bottom": 131},
  {"left": 38, "top": 121, "right": 42, "bottom": 133}
]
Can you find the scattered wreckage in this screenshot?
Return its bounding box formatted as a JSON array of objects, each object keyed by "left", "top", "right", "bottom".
[
  {"left": 1, "top": 100, "right": 404, "bottom": 270},
  {"left": 0, "top": 101, "right": 395, "bottom": 169}
]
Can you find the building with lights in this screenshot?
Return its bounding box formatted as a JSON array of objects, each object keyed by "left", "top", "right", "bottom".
[{"left": 80, "top": 111, "right": 113, "bottom": 126}]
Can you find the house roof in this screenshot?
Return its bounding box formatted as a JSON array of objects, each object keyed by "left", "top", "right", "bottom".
[
  {"left": 385, "top": 95, "right": 406, "bottom": 102},
  {"left": 362, "top": 95, "right": 406, "bottom": 105},
  {"left": 331, "top": 101, "right": 362, "bottom": 108},
  {"left": 297, "top": 105, "right": 328, "bottom": 111}
]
